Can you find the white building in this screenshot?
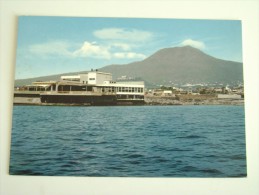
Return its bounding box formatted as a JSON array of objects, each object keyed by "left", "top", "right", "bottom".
[
  {"left": 163, "top": 90, "right": 173, "bottom": 96},
  {"left": 25, "top": 70, "right": 145, "bottom": 101},
  {"left": 61, "top": 71, "right": 112, "bottom": 85}
]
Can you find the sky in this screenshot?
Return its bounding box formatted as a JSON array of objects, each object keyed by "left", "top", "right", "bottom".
[{"left": 15, "top": 16, "right": 243, "bottom": 79}]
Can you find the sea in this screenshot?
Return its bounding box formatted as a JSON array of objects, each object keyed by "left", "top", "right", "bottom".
[{"left": 9, "top": 105, "right": 247, "bottom": 177}]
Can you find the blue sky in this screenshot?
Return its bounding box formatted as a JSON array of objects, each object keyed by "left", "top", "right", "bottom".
[{"left": 15, "top": 16, "right": 242, "bottom": 79}]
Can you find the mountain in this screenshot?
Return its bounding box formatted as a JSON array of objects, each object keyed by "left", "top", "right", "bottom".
[
  {"left": 100, "top": 46, "right": 243, "bottom": 86},
  {"left": 15, "top": 46, "right": 243, "bottom": 87}
]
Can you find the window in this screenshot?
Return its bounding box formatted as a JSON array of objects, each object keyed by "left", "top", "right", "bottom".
[{"left": 62, "top": 78, "right": 80, "bottom": 82}]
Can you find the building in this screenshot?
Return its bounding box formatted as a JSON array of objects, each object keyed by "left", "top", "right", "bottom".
[
  {"left": 15, "top": 70, "right": 145, "bottom": 105},
  {"left": 59, "top": 71, "right": 144, "bottom": 100}
]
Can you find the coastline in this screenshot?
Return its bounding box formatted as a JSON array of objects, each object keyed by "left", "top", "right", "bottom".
[
  {"left": 13, "top": 95, "right": 244, "bottom": 106},
  {"left": 144, "top": 96, "right": 244, "bottom": 106}
]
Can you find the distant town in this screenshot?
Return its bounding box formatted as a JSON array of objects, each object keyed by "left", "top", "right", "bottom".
[{"left": 144, "top": 82, "right": 244, "bottom": 105}]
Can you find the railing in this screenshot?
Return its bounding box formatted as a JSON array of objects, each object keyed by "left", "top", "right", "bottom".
[
  {"left": 44, "top": 91, "right": 116, "bottom": 96},
  {"left": 14, "top": 90, "right": 45, "bottom": 94}
]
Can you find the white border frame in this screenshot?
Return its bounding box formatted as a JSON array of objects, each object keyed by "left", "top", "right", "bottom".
[{"left": 1, "top": 0, "right": 259, "bottom": 194}]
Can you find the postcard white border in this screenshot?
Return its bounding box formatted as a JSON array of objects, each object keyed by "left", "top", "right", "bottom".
[{"left": 1, "top": 0, "right": 259, "bottom": 194}]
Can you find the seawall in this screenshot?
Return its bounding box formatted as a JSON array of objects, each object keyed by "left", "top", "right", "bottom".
[
  {"left": 144, "top": 95, "right": 244, "bottom": 106},
  {"left": 13, "top": 95, "right": 244, "bottom": 106}
]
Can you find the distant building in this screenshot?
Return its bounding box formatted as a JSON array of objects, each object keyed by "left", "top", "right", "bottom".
[
  {"left": 117, "top": 75, "right": 134, "bottom": 81},
  {"left": 214, "top": 88, "right": 223, "bottom": 93},
  {"left": 163, "top": 90, "right": 173, "bottom": 96}
]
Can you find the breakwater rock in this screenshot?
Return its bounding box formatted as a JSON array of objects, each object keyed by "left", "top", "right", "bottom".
[{"left": 144, "top": 95, "right": 244, "bottom": 106}]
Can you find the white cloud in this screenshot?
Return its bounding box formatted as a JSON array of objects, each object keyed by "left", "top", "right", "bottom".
[
  {"left": 73, "top": 41, "right": 111, "bottom": 59},
  {"left": 113, "top": 52, "right": 146, "bottom": 59},
  {"left": 179, "top": 39, "right": 205, "bottom": 50},
  {"left": 112, "top": 43, "right": 132, "bottom": 51},
  {"left": 94, "top": 28, "right": 153, "bottom": 42},
  {"left": 28, "top": 40, "right": 146, "bottom": 61},
  {"left": 29, "top": 41, "right": 72, "bottom": 57}
]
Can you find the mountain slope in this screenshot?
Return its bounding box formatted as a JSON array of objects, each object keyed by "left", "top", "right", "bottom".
[
  {"left": 100, "top": 46, "right": 243, "bottom": 85},
  {"left": 15, "top": 46, "right": 243, "bottom": 87},
  {"left": 15, "top": 71, "right": 89, "bottom": 87}
]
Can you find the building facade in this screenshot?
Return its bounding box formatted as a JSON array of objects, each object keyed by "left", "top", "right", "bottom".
[{"left": 15, "top": 70, "right": 145, "bottom": 105}]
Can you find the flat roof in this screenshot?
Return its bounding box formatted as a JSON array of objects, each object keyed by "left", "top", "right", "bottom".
[
  {"left": 61, "top": 75, "right": 80, "bottom": 78},
  {"left": 88, "top": 71, "right": 111, "bottom": 75}
]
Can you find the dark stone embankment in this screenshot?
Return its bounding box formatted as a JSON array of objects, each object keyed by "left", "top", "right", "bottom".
[
  {"left": 144, "top": 95, "right": 244, "bottom": 106},
  {"left": 14, "top": 97, "right": 41, "bottom": 105}
]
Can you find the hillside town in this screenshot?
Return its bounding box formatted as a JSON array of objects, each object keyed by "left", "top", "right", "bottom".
[{"left": 144, "top": 84, "right": 244, "bottom": 105}]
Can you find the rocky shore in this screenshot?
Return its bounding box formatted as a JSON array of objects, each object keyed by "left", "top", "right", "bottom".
[{"left": 144, "top": 95, "right": 244, "bottom": 106}]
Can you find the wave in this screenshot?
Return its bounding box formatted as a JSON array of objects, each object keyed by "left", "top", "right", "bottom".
[
  {"left": 176, "top": 135, "right": 205, "bottom": 139},
  {"left": 229, "top": 154, "right": 246, "bottom": 160},
  {"left": 199, "top": 168, "right": 223, "bottom": 174}
]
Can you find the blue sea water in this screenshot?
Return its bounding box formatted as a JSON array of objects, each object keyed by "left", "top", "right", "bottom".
[{"left": 9, "top": 105, "right": 246, "bottom": 177}]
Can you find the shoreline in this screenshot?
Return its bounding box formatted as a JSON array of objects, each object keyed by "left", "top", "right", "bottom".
[
  {"left": 144, "top": 96, "right": 244, "bottom": 106},
  {"left": 13, "top": 96, "right": 244, "bottom": 106}
]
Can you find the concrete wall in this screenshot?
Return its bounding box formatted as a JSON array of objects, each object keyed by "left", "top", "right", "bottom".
[
  {"left": 14, "top": 97, "right": 41, "bottom": 104},
  {"left": 218, "top": 94, "right": 242, "bottom": 99},
  {"left": 79, "top": 74, "right": 88, "bottom": 84},
  {"left": 61, "top": 75, "right": 80, "bottom": 82},
  {"left": 88, "top": 72, "right": 112, "bottom": 85}
]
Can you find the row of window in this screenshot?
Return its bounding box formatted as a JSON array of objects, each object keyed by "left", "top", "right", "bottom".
[
  {"left": 101, "top": 87, "right": 144, "bottom": 93},
  {"left": 25, "top": 85, "right": 144, "bottom": 93},
  {"left": 117, "top": 95, "right": 144, "bottom": 99},
  {"left": 62, "top": 78, "right": 80, "bottom": 82},
  {"left": 116, "top": 87, "right": 143, "bottom": 93}
]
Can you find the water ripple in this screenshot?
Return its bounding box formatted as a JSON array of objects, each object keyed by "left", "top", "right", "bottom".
[{"left": 10, "top": 105, "right": 246, "bottom": 177}]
